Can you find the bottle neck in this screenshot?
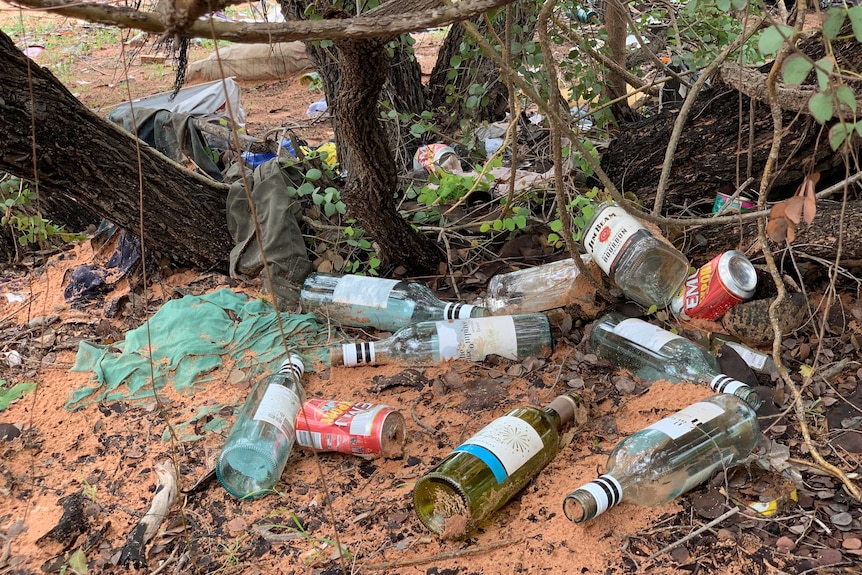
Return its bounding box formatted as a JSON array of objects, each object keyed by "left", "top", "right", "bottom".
[
  {"left": 709, "top": 375, "right": 762, "bottom": 411},
  {"left": 543, "top": 394, "right": 579, "bottom": 430},
  {"left": 563, "top": 473, "right": 624, "bottom": 523},
  {"left": 333, "top": 341, "right": 379, "bottom": 367}
]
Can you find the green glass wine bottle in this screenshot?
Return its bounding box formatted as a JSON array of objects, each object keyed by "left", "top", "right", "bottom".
[
  {"left": 413, "top": 393, "right": 579, "bottom": 539},
  {"left": 563, "top": 393, "right": 760, "bottom": 522}
]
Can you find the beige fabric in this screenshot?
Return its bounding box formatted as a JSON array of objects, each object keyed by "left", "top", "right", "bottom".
[{"left": 187, "top": 42, "right": 311, "bottom": 82}]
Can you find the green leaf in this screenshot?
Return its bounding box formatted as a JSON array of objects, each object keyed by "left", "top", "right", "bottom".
[
  {"left": 548, "top": 233, "right": 560, "bottom": 243},
  {"left": 324, "top": 203, "right": 336, "bottom": 217},
  {"left": 849, "top": 5, "right": 862, "bottom": 41},
  {"left": 549, "top": 219, "right": 563, "bottom": 232},
  {"left": 716, "top": 0, "right": 730, "bottom": 10},
  {"left": 781, "top": 55, "right": 813, "bottom": 86},
  {"left": 68, "top": 548, "right": 88, "bottom": 575},
  {"left": 305, "top": 168, "right": 322, "bottom": 181},
  {"left": 808, "top": 92, "right": 834, "bottom": 123},
  {"left": 836, "top": 85, "right": 857, "bottom": 113},
  {"left": 814, "top": 57, "right": 834, "bottom": 91},
  {"left": 828, "top": 123, "right": 852, "bottom": 150},
  {"left": 409, "top": 123, "right": 426, "bottom": 138},
  {"left": 823, "top": 8, "right": 847, "bottom": 40},
  {"left": 449, "top": 55, "right": 462, "bottom": 68},
  {"left": 0, "top": 382, "right": 36, "bottom": 411},
  {"left": 758, "top": 24, "right": 793, "bottom": 56},
  {"left": 480, "top": 222, "right": 491, "bottom": 233},
  {"left": 731, "top": 0, "right": 748, "bottom": 8}
]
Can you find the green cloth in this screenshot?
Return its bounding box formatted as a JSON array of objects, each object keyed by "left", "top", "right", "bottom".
[{"left": 68, "top": 289, "right": 326, "bottom": 410}]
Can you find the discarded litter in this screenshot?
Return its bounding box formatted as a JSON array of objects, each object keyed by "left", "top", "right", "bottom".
[
  {"left": 413, "top": 393, "right": 580, "bottom": 538},
  {"left": 563, "top": 393, "right": 760, "bottom": 522},
  {"left": 216, "top": 355, "right": 306, "bottom": 499},
  {"left": 413, "top": 143, "right": 461, "bottom": 174},
  {"left": 713, "top": 190, "right": 756, "bottom": 214},
  {"left": 307, "top": 98, "right": 328, "bottom": 116},
  {"left": 588, "top": 310, "right": 763, "bottom": 410},
  {"left": 294, "top": 399, "right": 406, "bottom": 459},
  {"left": 582, "top": 201, "right": 689, "bottom": 310},
  {"left": 300, "top": 272, "right": 488, "bottom": 332},
  {"left": 482, "top": 254, "right": 594, "bottom": 315},
  {"left": 328, "top": 314, "right": 553, "bottom": 367},
  {"left": 670, "top": 250, "right": 757, "bottom": 321}
]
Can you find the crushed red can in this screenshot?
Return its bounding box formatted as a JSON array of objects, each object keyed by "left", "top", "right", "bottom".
[
  {"left": 671, "top": 250, "right": 757, "bottom": 320},
  {"left": 294, "top": 399, "right": 406, "bottom": 459}
]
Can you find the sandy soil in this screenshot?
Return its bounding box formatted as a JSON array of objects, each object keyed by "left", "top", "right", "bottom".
[{"left": 2, "top": 5, "right": 862, "bottom": 575}]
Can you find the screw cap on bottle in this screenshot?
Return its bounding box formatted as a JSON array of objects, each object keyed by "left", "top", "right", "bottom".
[{"left": 564, "top": 474, "right": 623, "bottom": 523}]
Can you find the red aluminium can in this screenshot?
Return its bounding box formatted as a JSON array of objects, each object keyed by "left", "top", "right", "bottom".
[
  {"left": 294, "top": 399, "right": 406, "bottom": 459},
  {"left": 670, "top": 250, "right": 757, "bottom": 320}
]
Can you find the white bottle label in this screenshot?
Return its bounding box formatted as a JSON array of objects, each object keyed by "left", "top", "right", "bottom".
[
  {"left": 331, "top": 276, "right": 398, "bottom": 308},
  {"left": 454, "top": 415, "right": 543, "bottom": 483},
  {"left": 582, "top": 205, "right": 647, "bottom": 275},
  {"left": 612, "top": 318, "right": 682, "bottom": 351},
  {"left": 645, "top": 401, "right": 724, "bottom": 440},
  {"left": 253, "top": 384, "right": 302, "bottom": 436},
  {"left": 724, "top": 342, "right": 768, "bottom": 371},
  {"left": 436, "top": 316, "right": 517, "bottom": 361}
]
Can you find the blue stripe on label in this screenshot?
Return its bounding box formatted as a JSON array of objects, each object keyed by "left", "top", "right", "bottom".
[{"left": 454, "top": 443, "right": 508, "bottom": 484}]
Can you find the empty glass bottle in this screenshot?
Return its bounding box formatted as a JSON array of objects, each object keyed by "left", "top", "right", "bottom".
[
  {"left": 582, "top": 202, "right": 689, "bottom": 309},
  {"left": 301, "top": 272, "right": 488, "bottom": 332},
  {"left": 482, "top": 255, "right": 594, "bottom": 315},
  {"left": 328, "top": 314, "right": 553, "bottom": 367},
  {"left": 563, "top": 393, "right": 760, "bottom": 522},
  {"left": 216, "top": 355, "right": 305, "bottom": 499},
  {"left": 588, "top": 311, "right": 762, "bottom": 410},
  {"left": 414, "top": 393, "right": 580, "bottom": 538}
]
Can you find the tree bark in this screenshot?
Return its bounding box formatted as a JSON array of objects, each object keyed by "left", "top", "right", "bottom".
[
  {"left": 0, "top": 30, "right": 233, "bottom": 270},
  {"left": 280, "top": 0, "right": 426, "bottom": 173},
  {"left": 334, "top": 34, "right": 442, "bottom": 273},
  {"left": 601, "top": 26, "right": 862, "bottom": 214},
  {"left": 427, "top": 1, "right": 535, "bottom": 130}
]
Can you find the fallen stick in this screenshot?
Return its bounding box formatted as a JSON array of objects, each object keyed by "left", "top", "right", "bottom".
[
  {"left": 644, "top": 507, "right": 739, "bottom": 564},
  {"left": 119, "top": 459, "right": 179, "bottom": 569},
  {"left": 363, "top": 536, "right": 524, "bottom": 570}
]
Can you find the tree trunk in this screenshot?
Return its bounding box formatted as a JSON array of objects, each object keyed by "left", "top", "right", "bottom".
[
  {"left": 686, "top": 200, "right": 862, "bottom": 265},
  {"left": 334, "top": 34, "right": 442, "bottom": 273},
  {"left": 0, "top": 31, "right": 233, "bottom": 270},
  {"left": 427, "top": 1, "right": 534, "bottom": 130},
  {"left": 280, "top": 0, "right": 426, "bottom": 172},
  {"left": 601, "top": 28, "right": 862, "bottom": 214}
]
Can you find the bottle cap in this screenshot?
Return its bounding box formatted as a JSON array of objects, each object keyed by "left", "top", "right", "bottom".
[
  {"left": 548, "top": 394, "right": 579, "bottom": 425},
  {"left": 280, "top": 354, "right": 305, "bottom": 379}
]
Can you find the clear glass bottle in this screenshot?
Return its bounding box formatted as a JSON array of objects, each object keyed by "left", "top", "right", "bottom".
[
  {"left": 563, "top": 393, "right": 760, "bottom": 522},
  {"left": 413, "top": 393, "right": 580, "bottom": 538},
  {"left": 328, "top": 314, "right": 553, "bottom": 367},
  {"left": 588, "top": 311, "right": 762, "bottom": 410},
  {"left": 581, "top": 202, "right": 689, "bottom": 309},
  {"left": 216, "top": 355, "right": 305, "bottom": 499},
  {"left": 482, "top": 254, "right": 593, "bottom": 315},
  {"left": 301, "top": 272, "right": 489, "bottom": 332}
]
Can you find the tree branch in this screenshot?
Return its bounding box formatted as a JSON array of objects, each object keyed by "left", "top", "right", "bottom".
[{"left": 8, "top": 0, "right": 515, "bottom": 43}]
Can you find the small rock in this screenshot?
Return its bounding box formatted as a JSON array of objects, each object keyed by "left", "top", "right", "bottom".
[
  {"left": 612, "top": 375, "right": 636, "bottom": 394},
  {"left": 816, "top": 547, "right": 843, "bottom": 566},
  {"left": 670, "top": 546, "right": 690, "bottom": 563},
  {"left": 830, "top": 512, "right": 853, "bottom": 527},
  {"left": 842, "top": 537, "right": 862, "bottom": 550},
  {"left": 716, "top": 528, "right": 736, "bottom": 542},
  {"left": 0, "top": 423, "right": 21, "bottom": 441},
  {"left": 775, "top": 536, "right": 796, "bottom": 553}
]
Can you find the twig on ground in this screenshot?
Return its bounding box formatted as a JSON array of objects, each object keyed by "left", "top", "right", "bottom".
[
  {"left": 363, "top": 536, "right": 525, "bottom": 570},
  {"left": 644, "top": 507, "right": 740, "bottom": 564},
  {"left": 411, "top": 392, "right": 437, "bottom": 435}
]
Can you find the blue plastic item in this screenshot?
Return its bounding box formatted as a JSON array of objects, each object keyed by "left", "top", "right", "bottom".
[{"left": 241, "top": 151, "right": 277, "bottom": 168}]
